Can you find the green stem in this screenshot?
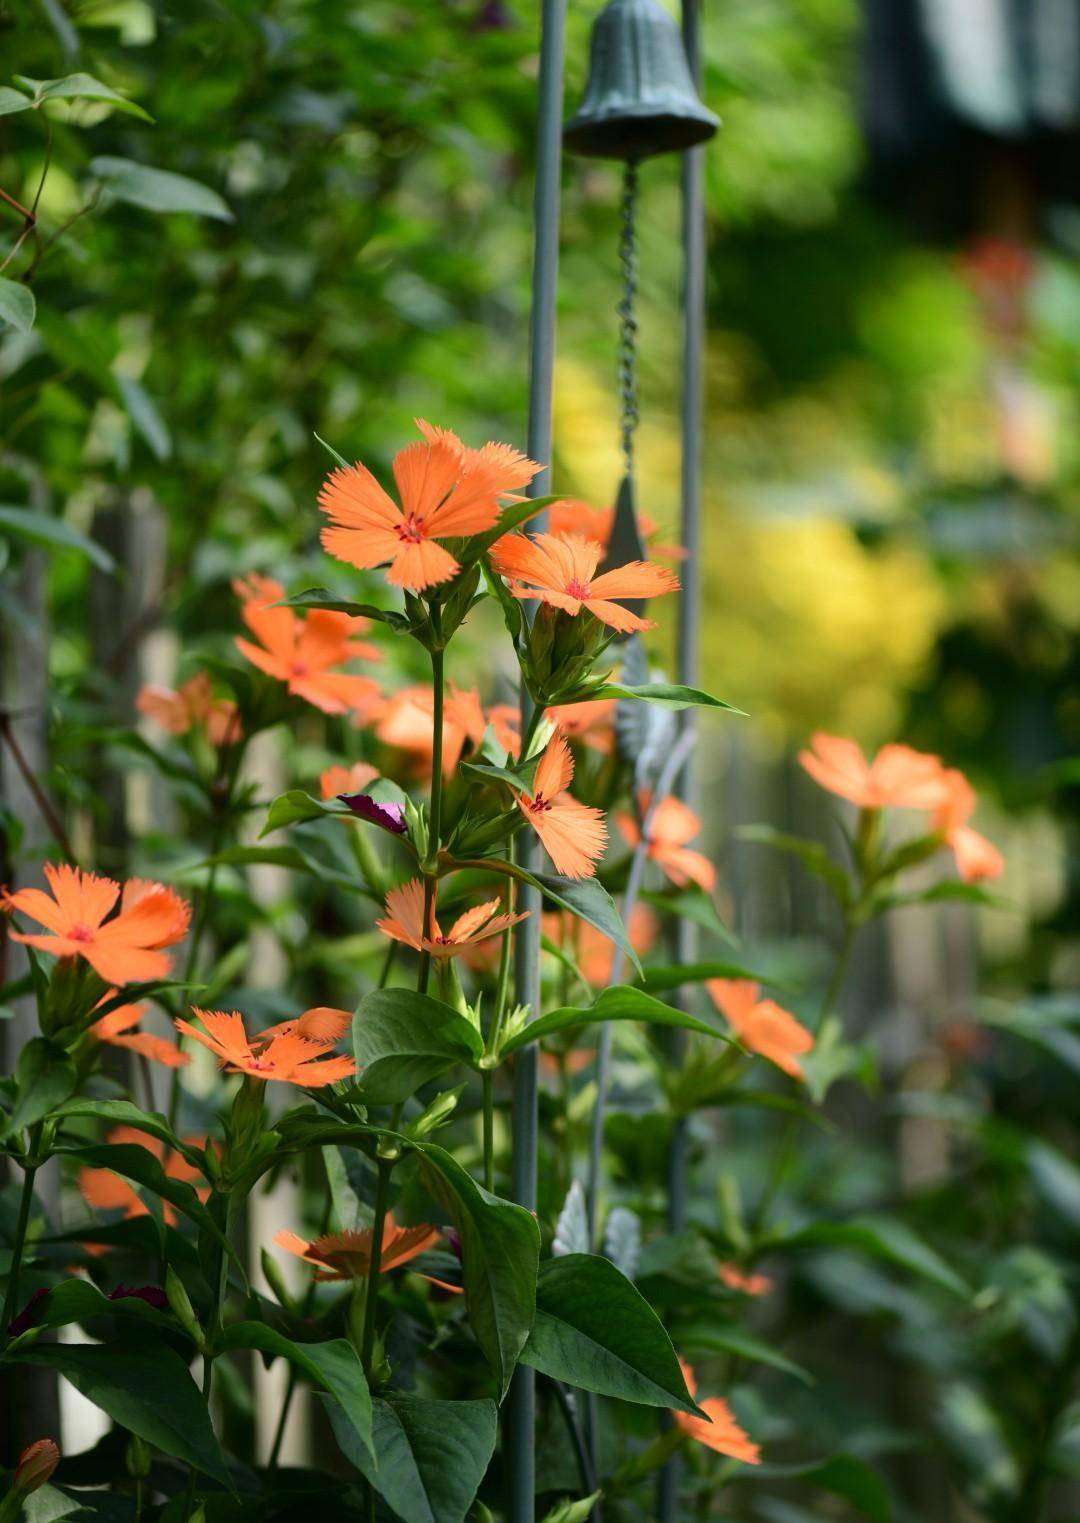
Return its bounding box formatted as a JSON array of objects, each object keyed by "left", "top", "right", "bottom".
[
  {"left": 1, "top": 1124, "right": 43, "bottom": 1342},
  {"left": 820, "top": 915, "right": 858, "bottom": 1022},
  {"left": 360, "top": 1156, "right": 394, "bottom": 1377},
  {"left": 416, "top": 647, "right": 446, "bottom": 997},
  {"left": 376, "top": 938, "right": 398, "bottom": 991},
  {"left": 482, "top": 1069, "right": 495, "bottom": 1192},
  {"left": 183, "top": 1195, "right": 234, "bottom": 1516}
]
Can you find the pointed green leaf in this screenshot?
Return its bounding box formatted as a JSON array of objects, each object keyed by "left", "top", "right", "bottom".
[
  {"left": 352, "top": 989, "right": 484, "bottom": 1104},
  {"left": 14, "top": 73, "right": 152, "bottom": 119},
  {"left": 520, "top": 1254, "right": 701, "bottom": 1414},
  {"left": 0, "top": 506, "right": 113, "bottom": 570},
  {"left": 13, "top": 1344, "right": 229, "bottom": 1482},
  {"left": 0, "top": 279, "right": 35, "bottom": 334},
  {"left": 0, "top": 87, "right": 31, "bottom": 116},
  {"left": 589, "top": 682, "right": 744, "bottom": 714},
  {"left": 217, "top": 1322, "right": 373, "bottom": 1460},
  {"left": 1, "top": 1038, "right": 75, "bottom": 1140},
  {"left": 500, "top": 985, "right": 730, "bottom": 1057},
  {"left": 324, "top": 1391, "right": 497, "bottom": 1523},
  {"left": 419, "top": 1145, "right": 540, "bottom": 1397},
  {"left": 90, "top": 156, "right": 231, "bottom": 219}
]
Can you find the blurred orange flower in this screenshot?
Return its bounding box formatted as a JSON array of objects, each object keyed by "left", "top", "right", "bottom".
[
  {"left": 3, "top": 866, "right": 190, "bottom": 985},
  {"left": 549, "top": 499, "right": 685, "bottom": 561},
  {"left": 12, "top": 1439, "right": 60, "bottom": 1495},
  {"left": 546, "top": 698, "right": 617, "bottom": 752},
  {"left": 92, "top": 994, "right": 190, "bottom": 1069},
  {"left": 79, "top": 1124, "right": 208, "bottom": 1228},
  {"left": 320, "top": 761, "right": 379, "bottom": 800},
  {"left": 319, "top": 424, "right": 538, "bottom": 591},
  {"left": 376, "top": 683, "right": 487, "bottom": 776},
  {"left": 707, "top": 979, "right": 813, "bottom": 1080},
  {"left": 718, "top": 1262, "right": 774, "bottom": 1296},
  {"left": 234, "top": 572, "right": 381, "bottom": 717},
  {"left": 377, "top": 878, "right": 527, "bottom": 958},
  {"left": 674, "top": 1359, "right": 761, "bottom": 1463},
  {"left": 136, "top": 673, "right": 240, "bottom": 747},
  {"left": 254, "top": 1006, "right": 353, "bottom": 1046},
  {"left": 617, "top": 795, "right": 715, "bottom": 892},
  {"left": 798, "top": 733, "right": 945, "bottom": 811},
  {"left": 176, "top": 1007, "right": 355, "bottom": 1087},
  {"left": 544, "top": 904, "right": 658, "bottom": 984},
  {"left": 932, "top": 768, "right": 1004, "bottom": 883},
  {"left": 491, "top": 532, "right": 679, "bottom": 633},
  {"left": 514, "top": 735, "right": 607, "bottom": 879},
  {"left": 275, "top": 1214, "right": 439, "bottom": 1280}
]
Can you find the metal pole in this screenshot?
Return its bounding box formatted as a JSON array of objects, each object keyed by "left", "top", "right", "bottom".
[
  {"left": 507, "top": 3, "right": 567, "bottom": 1519},
  {"left": 659, "top": 2, "right": 706, "bottom": 1517}
]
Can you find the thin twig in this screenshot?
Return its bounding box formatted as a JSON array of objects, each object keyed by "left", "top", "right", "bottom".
[{"left": 0, "top": 710, "right": 76, "bottom": 863}]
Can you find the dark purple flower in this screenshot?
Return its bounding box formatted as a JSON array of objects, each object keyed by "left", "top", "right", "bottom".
[
  {"left": 109, "top": 1284, "right": 168, "bottom": 1310},
  {"left": 341, "top": 792, "right": 407, "bottom": 835},
  {"left": 472, "top": 0, "right": 516, "bottom": 30},
  {"left": 8, "top": 1286, "right": 50, "bottom": 1337},
  {"left": 443, "top": 1226, "right": 463, "bottom": 1262}
]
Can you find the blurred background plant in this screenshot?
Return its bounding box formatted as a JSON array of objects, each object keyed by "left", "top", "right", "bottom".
[{"left": 1, "top": 1, "right": 1078, "bottom": 1521}]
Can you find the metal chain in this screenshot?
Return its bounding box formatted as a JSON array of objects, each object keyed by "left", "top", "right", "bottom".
[{"left": 617, "top": 159, "right": 640, "bottom": 481}]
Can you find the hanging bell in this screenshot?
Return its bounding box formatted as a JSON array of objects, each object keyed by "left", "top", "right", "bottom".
[{"left": 564, "top": 0, "right": 720, "bottom": 162}]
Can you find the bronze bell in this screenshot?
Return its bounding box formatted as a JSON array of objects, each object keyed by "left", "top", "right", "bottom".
[{"left": 564, "top": 0, "right": 720, "bottom": 161}]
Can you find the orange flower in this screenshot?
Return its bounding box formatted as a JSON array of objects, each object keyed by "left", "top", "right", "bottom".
[
  {"left": 377, "top": 878, "right": 527, "bottom": 959},
  {"left": 707, "top": 979, "right": 813, "bottom": 1080},
  {"left": 234, "top": 573, "right": 381, "bottom": 717},
  {"left": 92, "top": 994, "right": 190, "bottom": 1069},
  {"left": 320, "top": 761, "right": 379, "bottom": 800},
  {"left": 491, "top": 532, "right": 680, "bottom": 634},
  {"left": 376, "top": 683, "right": 487, "bottom": 776},
  {"left": 513, "top": 735, "right": 607, "bottom": 879},
  {"left": 546, "top": 698, "right": 617, "bottom": 752},
  {"left": 544, "top": 904, "right": 658, "bottom": 984},
  {"left": 798, "top": 733, "right": 946, "bottom": 811},
  {"left": 79, "top": 1124, "right": 208, "bottom": 1228},
  {"left": 175, "top": 1007, "right": 356, "bottom": 1087},
  {"left": 617, "top": 795, "right": 715, "bottom": 892},
  {"left": 931, "top": 768, "right": 1004, "bottom": 883},
  {"left": 538, "top": 1046, "right": 596, "bottom": 1079},
  {"left": 319, "top": 425, "right": 538, "bottom": 592},
  {"left": 2, "top": 866, "right": 190, "bottom": 986},
  {"left": 549, "top": 499, "right": 685, "bottom": 561},
  {"left": 136, "top": 673, "right": 240, "bottom": 747},
  {"left": 488, "top": 703, "right": 522, "bottom": 758},
  {"left": 275, "top": 1214, "right": 439, "bottom": 1280},
  {"left": 674, "top": 1359, "right": 761, "bottom": 1464},
  {"left": 253, "top": 1006, "right": 353, "bottom": 1046},
  {"left": 718, "top": 1262, "right": 773, "bottom": 1297}
]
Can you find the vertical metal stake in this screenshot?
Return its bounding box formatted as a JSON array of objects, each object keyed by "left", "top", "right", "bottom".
[
  {"left": 508, "top": 2, "right": 567, "bottom": 1520},
  {"left": 659, "top": 1, "right": 706, "bottom": 1517}
]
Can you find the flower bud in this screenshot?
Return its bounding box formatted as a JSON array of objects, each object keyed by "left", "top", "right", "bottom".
[
  {"left": 13, "top": 1439, "right": 59, "bottom": 1494},
  {"left": 165, "top": 1266, "right": 205, "bottom": 1349},
  {"left": 125, "top": 1434, "right": 151, "bottom": 1479}
]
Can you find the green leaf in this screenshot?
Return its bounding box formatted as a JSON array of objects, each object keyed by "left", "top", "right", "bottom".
[
  {"left": 281, "top": 586, "right": 410, "bottom": 631},
  {"left": 0, "top": 278, "right": 35, "bottom": 334},
  {"left": 324, "top": 1391, "right": 497, "bottom": 1523},
  {"left": 314, "top": 432, "right": 352, "bottom": 469},
  {"left": 7, "top": 1278, "right": 175, "bottom": 1340},
  {"left": 0, "top": 506, "right": 115, "bottom": 571},
  {"left": 459, "top": 494, "right": 562, "bottom": 567},
  {"left": 89, "top": 156, "right": 231, "bottom": 219},
  {"left": 12, "top": 1344, "right": 229, "bottom": 1481},
  {"left": 589, "top": 682, "right": 744, "bottom": 714},
  {"left": 675, "top": 1322, "right": 815, "bottom": 1384},
  {"left": 217, "top": 1323, "right": 373, "bottom": 1460},
  {"left": 764, "top": 1455, "right": 892, "bottom": 1522},
  {"left": 636, "top": 961, "right": 766, "bottom": 995},
  {"left": 352, "top": 989, "right": 483, "bottom": 1104},
  {"left": 525, "top": 869, "right": 642, "bottom": 978},
  {"left": 520, "top": 1253, "right": 700, "bottom": 1414},
  {"left": 53, "top": 1098, "right": 203, "bottom": 1169},
  {"left": 640, "top": 885, "right": 736, "bottom": 946},
  {"left": 418, "top": 1144, "right": 540, "bottom": 1397},
  {"left": 737, "top": 824, "right": 853, "bottom": 907},
  {"left": 773, "top": 1215, "right": 968, "bottom": 1298},
  {"left": 539, "top": 1494, "right": 604, "bottom": 1523},
  {"left": 260, "top": 788, "right": 354, "bottom": 836},
  {"left": 209, "top": 842, "right": 369, "bottom": 897},
  {"left": 1, "top": 1037, "right": 76, "bottom": 1140},
  {"left": 14, "top": 73, "right": 153, "bottom": 120},
  {"left": 0, "top": 86, "right": 31, "bottom": 116},
  {"left": 500, "top": 985, "right": 729, "bottom": 1057},
  {"left": 115, "top": 373, "right": 171, "bottom": 460}
]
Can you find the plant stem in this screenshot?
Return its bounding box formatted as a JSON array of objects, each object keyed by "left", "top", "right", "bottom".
[
  {"left": 417, "top": 646, "right": 446, "bottom": 997},
  {"left": 1, "top": 1124, "right": 43, "bottom": 1341},
  {"left": 482, "top": 1068, "right": 495, "bottom": 1192},
  {"left": 376, "top": 938, "right": 398, "bottom": 990},
  {"left": 0, "top": 712, "right": 74, "bottom": 862},
  {"left": 360, "top": 1156, "right": 393, "bottom": 1376}
]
